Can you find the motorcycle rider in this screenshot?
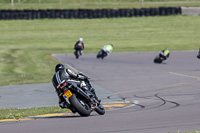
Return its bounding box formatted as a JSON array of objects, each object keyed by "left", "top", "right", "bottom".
[
  {"left": 159, "top": 48, "right": 170, "bottom": 60},
  {"left": 74, "top": 38, "right": 84, "bottom": 58},
  {"left": 100, "top": 44, "right": 114, "bottom": 58},
  {"left": 52, "top": 63, "right": 98, "bottom": 113}
]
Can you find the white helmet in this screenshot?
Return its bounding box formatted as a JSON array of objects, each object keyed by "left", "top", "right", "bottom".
[{"left": 79, "top": 38, "right": 83, "bottom": 41}]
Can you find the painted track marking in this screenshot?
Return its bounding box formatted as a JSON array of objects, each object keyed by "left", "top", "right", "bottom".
[{"left": 0, "top": 101, "right": 131, "bottom": 123}]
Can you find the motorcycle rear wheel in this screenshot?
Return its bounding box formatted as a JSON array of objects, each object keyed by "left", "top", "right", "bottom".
[{"left": 69, "top": 94, "right": 91, "bottom": 116}]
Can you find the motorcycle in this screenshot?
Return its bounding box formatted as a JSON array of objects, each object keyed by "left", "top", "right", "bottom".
[
  {"left": 56, "top": 73, "right": 105, "bottom": 117},
  {"left": 74, "top": 49, "right": 82, "bottom": 59},
  {"left": 197, "top": 50, "right": 200, "bottom": 59},
  {"left": 154, "top": 52, "right": 167, "bottom": 63},
  {"left": 96, "top": 50, "right": 108, "bottom": 59},
  {"left": 197, "top": 54, "right": 200, "bottom": 59}
]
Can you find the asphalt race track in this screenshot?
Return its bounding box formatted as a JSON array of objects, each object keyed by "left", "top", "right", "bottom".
[{"left": 1, "top": 51, "right": 200, "bottom": 133}]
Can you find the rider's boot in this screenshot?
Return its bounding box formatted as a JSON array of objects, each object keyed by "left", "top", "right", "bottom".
[
  {"left": 59, "top": 101, "right": 76, "bottom": 113},
  {"left": 67, "top": 105, "right": 77, "bottom": 113}
]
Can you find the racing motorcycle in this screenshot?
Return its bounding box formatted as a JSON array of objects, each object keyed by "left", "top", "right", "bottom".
[
  {"left": 74, "top": 49, "right": 82, "bottom": 59},
  {"left": 197, "top": 54, "right": 200, "bottom": 59},
  {"left": 154, "top": 52, "right": 167, "bottom": 63},
  {"left": 197, "top": 49, "right": 200, "bottom": 59},
  {"left": 56, "top": 73, "right": 105, "bottom": 116},
  {"left": 96, "top": 50, "right": 108, "bottom": 59}
]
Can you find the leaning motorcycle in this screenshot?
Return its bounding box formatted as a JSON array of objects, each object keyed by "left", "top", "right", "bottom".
[
  {"left": 154, "top": 52, "right": 166, "bottom": 63},
  {"left": 197, "top": 53, "right": 200, "bottom": 59},
  {"left": 96, "top": 50, "right": 107, "bottom": 59},
  {"left": 56, "top": 74, "right": 105, "bottom": 116}
]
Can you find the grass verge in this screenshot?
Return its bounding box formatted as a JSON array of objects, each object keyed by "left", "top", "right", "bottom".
[{"left": 0, "top": 106, "right": 70, "bottom": 120}]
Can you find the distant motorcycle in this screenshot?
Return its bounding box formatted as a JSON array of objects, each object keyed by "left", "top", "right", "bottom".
[
  {"left": 154, "top": 52, "right": 167, "bottom": 63},
  {"left": 96, "top": 50, "right": 108, "bottom": 59},
  {"left": 56, "top": 73, "right": 105, "bottom": 116}
]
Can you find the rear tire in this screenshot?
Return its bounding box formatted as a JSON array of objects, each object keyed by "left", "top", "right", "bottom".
[{"left": 69, "top": 94, "right": 91, "bottom": 116}]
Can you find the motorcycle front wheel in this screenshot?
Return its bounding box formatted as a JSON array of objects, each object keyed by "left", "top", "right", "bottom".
[
  {"left": 69, "top": 94, "right": 91, "bottom": 116},
  {"left": 154, "top": 56, "right": 163, "bottom": 63},
  {"left": 96, "top": 51, "right": 102, "bottom": 58},
  {"left": 95, "top": 104, "right": 105, "bottom": 115},
  {"left": 74, "top": 51, "right": 79, "bottom": 59}
]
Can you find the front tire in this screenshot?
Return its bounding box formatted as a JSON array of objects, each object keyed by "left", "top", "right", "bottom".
[
  {"left": 69, "top": 94, "right": 91, "bottom": 116},
  {"left": 154, "top": 56, "right": 162, "bottom": 63},
  {"left": 74, "top": 50, "right": 81, "bottom": 59},
  {"left": 97, "top": 51, "right": 102, "bottom": 59},
  {"left": 95, "top": 104, "right": 105, "bottom": 115}
]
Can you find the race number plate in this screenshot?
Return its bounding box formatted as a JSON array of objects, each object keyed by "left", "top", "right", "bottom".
[{"left": 63, "top": 90, "right": 72, "bottom": 99}]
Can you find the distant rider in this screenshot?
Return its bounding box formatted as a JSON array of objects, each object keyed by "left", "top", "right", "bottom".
[
  {"left": 52, "top": 64, "right": 98, "bottom": 113},
  {"left": 101, "top": 44, "right": 114, "bottom": 57},
  {"left": 159, "top": 48, "right": 170, "bottom": 60},
  {"left": 74, "top": 38, "right": 84, "bottom": 56}
]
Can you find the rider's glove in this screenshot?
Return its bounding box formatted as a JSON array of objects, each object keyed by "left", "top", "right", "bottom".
[
  {"left": 77, "top": 74, "right": 86, "bottom": 80},
  {"left": 77, "top": 72, "right": 88, "bottom": 80}
]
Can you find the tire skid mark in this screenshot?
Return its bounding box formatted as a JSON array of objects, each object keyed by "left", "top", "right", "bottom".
[
  {"left": 132, "top": 94, "right": 162, "bottom": 110},
  {"left": 130, "top": 93, "right": 180, "bottom": 110},
  {"left": 155, "top": 93, "right": 180, "bottom": 108},
  {"left": 107, "top": 95, "right": 145, "bottom": 109},
  {"left": 123, "top": 96, "right": 145, "bottom": 109}
]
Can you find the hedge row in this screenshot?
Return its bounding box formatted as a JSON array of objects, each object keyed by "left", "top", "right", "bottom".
[{"left": 0, "top": 7, "right": 181, "bottom": 20}]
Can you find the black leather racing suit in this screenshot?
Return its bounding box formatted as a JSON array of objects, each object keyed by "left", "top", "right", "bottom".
[
  {"left": 74, "top": 41, "right": 84, "bottom": 51},
  {"left": 52, "top": 69, "right": 82, "bottom": 106}
]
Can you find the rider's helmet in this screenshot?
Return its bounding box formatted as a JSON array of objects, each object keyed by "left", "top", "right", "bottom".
[
  {"left": 79, "top": 38, "right": 83, "bottom": 42},
  {"left": 110, "top": 44, "right": 114, "bottom": 47},
  {"left": 55, "top": 64, "right": 66, "bottom": 72}
]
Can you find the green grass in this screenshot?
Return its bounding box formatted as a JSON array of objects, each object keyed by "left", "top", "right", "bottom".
[
  {"left": 0, "top": 0, "right": 200, "bottom": 9},
  {"left": 0, "top": 15, "right": 200, "bottom": 86},
  {"left": 0, "top": 106, "right": 70, "bottom": 119}
]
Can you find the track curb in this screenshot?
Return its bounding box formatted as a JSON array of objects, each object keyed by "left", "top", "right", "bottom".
[{"left": 0, "top": 101, "right": 131, "bottom": 123}]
